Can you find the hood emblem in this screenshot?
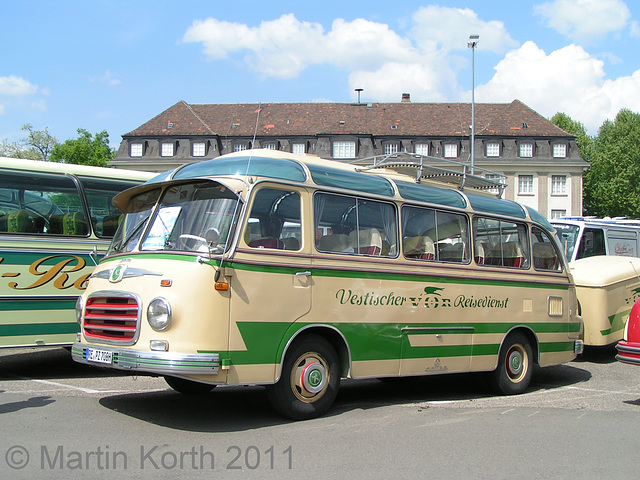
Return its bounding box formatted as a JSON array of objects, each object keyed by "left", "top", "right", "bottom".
[{"left": 93, "top": 265, "right": 163, "bottom": 283}]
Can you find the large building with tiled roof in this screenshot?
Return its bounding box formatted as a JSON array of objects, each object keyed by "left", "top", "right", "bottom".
[{"left": 112, "top": 96, "right": 587, "bottom": 218}]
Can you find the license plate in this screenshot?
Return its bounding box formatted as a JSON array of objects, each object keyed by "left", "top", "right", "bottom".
[{"left": 85, "top": 348, "right": 113, "bottom": 364}]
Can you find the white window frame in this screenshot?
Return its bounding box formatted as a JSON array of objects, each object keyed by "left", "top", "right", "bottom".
[
  {"left": 518, "top": 175, "right": 534, "bottom": 195},
  {"left": 551, "top": 175, "right": 567, "bottom": 195},
  {"left": 263, "top": 143, "right": 277, "bottom": 150},
  {"left": 130, "top": 143, "right": 143, "bottom": 157},
  {"left": 234, "top": 143, "right": 248, "bottom": 152},
  {"left": 192, "top": 142, "right": 206, "bottom": 157},
  {"left": 333, "top": 141, "right": 356, "bottom": 159},
  {"left": 384, "top": 143, "right": 399, "bottom": 155},
  {"left": 291, "top": 143, "right": 306, "bottom": 154},
  {"left": 552, "top": 144, "right": 567, "bottom": 158},
  {"left": 486, "top": 142, "right": 500, "bottom": 157},
  {"left": 443, "top": 144, "right": 458, "bottom": 158},
  {"left": 160, "top": 143, "right": 174, "bottom": 157},
  {"left": 551, "top": 209, "right": 566, "bottom": 219},
  {"left": 519, "top": 143, "right": 533, "bottom": 158},
  {"left": 485, "top": 174, "right": 502, "bottom": 196},
  {"left": 414, "top": 143, "right": 429, "bottom": 156}
]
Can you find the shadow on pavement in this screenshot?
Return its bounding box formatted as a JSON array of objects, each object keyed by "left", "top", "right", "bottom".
[{"left": 98, "top": 362, "right": 591, "bottom": 432}]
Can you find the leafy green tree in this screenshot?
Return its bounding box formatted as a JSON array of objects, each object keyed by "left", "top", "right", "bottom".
[
  {"left": 550, "top": 112, "right": 594, "bottom": 162},
  {"left": 21, "top": 123, "right": 58, "bottom": 161},
  {"left": 583, "top": 109, "right": 640, "bottom": 218},
  {"left": 49, "top": 129, "right": 115, "bottom": 167}
]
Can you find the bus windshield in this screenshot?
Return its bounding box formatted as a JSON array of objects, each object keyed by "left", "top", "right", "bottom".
[
  {"left": 553, "top": 222, "right": 580, "bottom": 261},
  {"left": 109, "top": 181, "right": 241, "bottom": 255}
]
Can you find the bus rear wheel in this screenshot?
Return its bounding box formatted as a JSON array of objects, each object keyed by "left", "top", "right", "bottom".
[
  {"left": 266, "top": 335, "right": 341, "bottom": 420},
  {"left": 164, "top": 376, "right": 216, "bottom": 394},
  {"left": 486, "top": 332, "right": 533, "bottom": 395}
]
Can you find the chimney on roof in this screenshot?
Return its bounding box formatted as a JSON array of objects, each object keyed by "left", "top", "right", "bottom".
[{"left": 401, "top": 93, "right": 411, "bottom": 103}]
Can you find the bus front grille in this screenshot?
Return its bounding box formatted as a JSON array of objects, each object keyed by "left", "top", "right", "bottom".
[{"left": 83, "top": 294, "right": 140, "bottom": 344}]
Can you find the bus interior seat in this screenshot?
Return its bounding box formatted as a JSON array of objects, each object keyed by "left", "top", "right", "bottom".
[
  {"left": 474, "top": 241, "right": 485, "bottom": 264},
  {"left": 439, "top": 242, "right": 464, "bottom": 262},
  {"left": 282, "top": 237, "right": 300, "bottom": 250},
  {"left": 249, "top": 237, "right": 285, "bottom": 249},
  {"left": 7, "top": 210, "right": 35, "bottom": 233},
  {"left": 404, "top": 235, "right": 435, "bottom": 260},
  {"left": 102, "top": 214, "right": 122, "bottom": 237},
  {"left": 533, "top": 242, "right": 559, "bottom": 270},
  {"left": 318, "top": 234, "right": 352, "bottom": 253},
  {"left": 502, "top": 241, "right": 524, "bottom": 267},
  {"left": 63, "top": 212, "right": 89, "bottom": 236},
  {"left": 349, "top": 228, "right": 382, "bottom": 255}
]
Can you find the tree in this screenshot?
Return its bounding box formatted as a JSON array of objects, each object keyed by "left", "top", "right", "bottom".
[
  {"left": 49, "top": 129, "right": 115, "bottom": 167},
  {"left": 21, "top": 123, "right": 58, "bottom": 161},
  {"left": 582, "top": 109, "right": 640, "bottom": 218},
  {"left": 0, "top": 139, "right": 39, "bottom": 159},
  {"left": 550, "top": 112, "right": 594, "bottom": 162}
]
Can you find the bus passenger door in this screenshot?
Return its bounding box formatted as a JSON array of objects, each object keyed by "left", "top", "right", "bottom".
[{"left": 227, "top": 186, "right": 311, "bottom": 383}]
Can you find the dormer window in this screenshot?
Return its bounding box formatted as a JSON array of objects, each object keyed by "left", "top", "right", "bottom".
[
  {"left": 384, "top": 142, "right": 399, "bottom": 155},
  {"left": 443, "top": 143, "right": 458, "bottom": 158},
  {"left": 130, "top": 143, "right": 143, "bottom": 157},
  {"left": 192, "top": 142, "right": 206, "bottom": 157},
  {"left": 161, "top": 142, "right": 174, "bottom": 157},
  {"left": 519, "top": 142, "right": 533, "bottom": 158},
  {"left": 552, "top": 143, "right": 567, "bottom": 158},
  {"left": 486, "top": 142, "right": 500, "bottom": 157}
]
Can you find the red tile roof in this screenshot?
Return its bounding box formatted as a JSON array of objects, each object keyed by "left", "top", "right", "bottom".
[{"left": 125, "top": 99, "right": 571, "bottom": 138}]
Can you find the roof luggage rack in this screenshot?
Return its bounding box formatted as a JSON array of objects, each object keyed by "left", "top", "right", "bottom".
[{"left": 352, "top": 152, "right": 507, "bottom": 197}]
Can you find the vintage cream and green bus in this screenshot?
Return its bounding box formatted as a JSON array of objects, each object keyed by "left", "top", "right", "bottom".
[
  {"left": 72, "top": 150, "right": 583, "bottom": 419},
  {"left": 0, "top": 157, "right": 153, "bottom": 349}
]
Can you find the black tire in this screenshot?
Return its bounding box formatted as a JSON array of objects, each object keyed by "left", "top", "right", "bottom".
[
  {"left": 164, "top": 375, "right": 216, "bottom": 394},
  {"left": 486, "top": 332, "right": 533, "bottom": 395},
  {"left": 266, "top": 335, "right": 341, "bottom": 420}
]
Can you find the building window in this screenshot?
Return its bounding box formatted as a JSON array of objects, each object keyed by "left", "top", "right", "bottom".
[
  {"left": 486, "top": 142, "right": 500, "bottom": 157},
  {"left": 161, "top": 143, "right": 174, "bottom": 157},
  {"left": 384, "top": 143, "right": 399, "bottom": 155},
  {"left": 518, "top": 175, "right": 534, "bottom": 195},
  {"left": 130, "top": 143, "right": 143, "bottom": 157},
  {"left": 485, "top": 174, "right": 503, "bottom": 196},
  {"left": 519, "top": 143, "right": 533, "bottom": 158},
  {"left": 263, "top": 143, "right": 277, "bottom": 150},
  {"left": 333, "top": 141, "right": 356, "bottom": 159},
  {"left": 414, "top": 143, "right": 429, "bottom": 156},
  {"left": 291, "top": 143, "right": 306, "bottom": 154},
  {"left": 553, "top": 144, "right": 567, "bottom": 158},
  {"left": 234, "top": 143, "right": 248, "bottom": 152},
  {"left": 551, "top": 209, "right": 566, "bottom": 219},
  {"left": 192, "top": 142, "right": 206, "bottom": 157},
  {"left": 444, "top": 144, "right": 458, "bottom": 158},
  {"left": 551, "top": 175, "right": 567, "bottom": 195}
]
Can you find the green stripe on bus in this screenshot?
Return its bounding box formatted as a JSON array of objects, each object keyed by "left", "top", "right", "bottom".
[
  {"left": 0, "top": 299, "right": 77, "bottom": 311},
  {"left": 0, "top": 322, "right": 79, "bottom": 336},
  {"left": 201, "top": 321, "right": 578, "bottom": 365}
]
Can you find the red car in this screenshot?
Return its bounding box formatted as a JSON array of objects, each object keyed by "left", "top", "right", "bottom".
[{"left": 616, "top": 298, "right": 640, "bottom": 365}]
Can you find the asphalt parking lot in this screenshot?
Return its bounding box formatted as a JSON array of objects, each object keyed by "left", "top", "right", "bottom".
[{"left": 0, "top": 345, "right": 638, "bottom": 479}]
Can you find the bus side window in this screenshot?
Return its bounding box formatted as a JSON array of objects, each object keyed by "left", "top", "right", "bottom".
[
  {"left": 473, "top": 217, "right": 530, "bottom": 268},
  {"left": 532, "top": 226, "right": 562, "bottom": 271},
  {"left": 314, "top": 193, "right": 397, "bottom": 257},
  {"left": 245, "top": 188, "right": 301, "bottom": 251},
  {"left": 576, "top": 228, "right": 606, "bottom": 258}
]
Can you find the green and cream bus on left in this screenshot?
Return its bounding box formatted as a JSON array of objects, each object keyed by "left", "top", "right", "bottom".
[
  {"left": 0, "top": 157, "right": 153, "bottom": 349},
  {"left": 72, "top": 150, "right": 583, "bottom": 419}
]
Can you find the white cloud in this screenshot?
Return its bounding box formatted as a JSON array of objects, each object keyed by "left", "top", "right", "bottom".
[
  {"left": 0, "top": 104, "right": 5, "bottom": 115},
  {"left": 410, "top": 6, "right": 519, "bottom": 53},
  {"left": 0, "top": 76, "right": 38, "bottom": 96},
  {"left": 474, "top": 41, "right": 640, "bottom": 133},
  {"left": 534, "top": 0, "right": 631, "bottom": 43}
]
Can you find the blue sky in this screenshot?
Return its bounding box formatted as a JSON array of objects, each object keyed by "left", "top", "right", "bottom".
[{"left": 1, "top": 0, "right": 639, "bottom": 148}]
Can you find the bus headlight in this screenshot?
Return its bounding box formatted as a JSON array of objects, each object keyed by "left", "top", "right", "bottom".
[
  {"left": 75, "top": 297, "right": 83, "bottom": 324},
  {"left": 147, "top": 297, "right": 172, "bottom": 331}
]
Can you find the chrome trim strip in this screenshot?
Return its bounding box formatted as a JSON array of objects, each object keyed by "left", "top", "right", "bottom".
[{"left": 71, "top": 342, "right": 219, "bottom": 375}]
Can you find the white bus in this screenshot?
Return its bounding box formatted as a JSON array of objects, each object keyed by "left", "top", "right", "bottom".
[
  {"left": 0, "top": 157, "right": 153, "bottom": 349},
  {"left": 72, "top": 150, "right": 583, "bottom": 419}
]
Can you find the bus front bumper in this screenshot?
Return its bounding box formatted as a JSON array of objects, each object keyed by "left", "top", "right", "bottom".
[{"left": 71, "top": 342, "right": 220, "bottom": 375}]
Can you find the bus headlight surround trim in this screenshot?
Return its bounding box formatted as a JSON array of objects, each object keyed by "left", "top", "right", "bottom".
[
  {"left": 147, "top": 297, "right": 172, "bottom": 331},
  {"left": 75, "top": 296, "right": 84, "bottom": 324}
]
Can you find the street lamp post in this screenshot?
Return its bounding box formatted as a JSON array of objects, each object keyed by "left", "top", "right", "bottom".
[{"left": 468, "top": 34, "right": 479, "bottom": 174}]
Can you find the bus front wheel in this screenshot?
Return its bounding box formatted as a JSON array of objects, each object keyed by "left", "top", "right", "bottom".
[
  {"left": 266, "top": 335, "right": 341, "bottom": 420},
  {"left": 486, "top": 332, "right": 533, "bottom": 395}
]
